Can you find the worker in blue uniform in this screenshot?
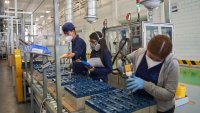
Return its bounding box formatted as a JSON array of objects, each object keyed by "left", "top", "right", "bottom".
[
  {"left": 60, "top": 22, "right": 87, "bottom": 75},
  {"left": 125, "top": 35, "right": 179, "bottom": 113},
  {"left": 88, "top": 31, "right": 112, "bottom": 83}
]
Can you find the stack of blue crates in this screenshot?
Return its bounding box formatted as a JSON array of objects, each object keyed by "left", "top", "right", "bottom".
[
  {"left": 33, "top": 63, "right": 68, "bottom": 79},
  {"left": 33, "top": 64, "right": 43, "bottom": 73},
  {"left": 64, "top": 80, "right": 115, "bottom": 98},
  {"left": 86, "top": 89, "right": 156, "bottom": 113},
  {"left": 61, "top": 74, "right": 90, "bottom": 86}
]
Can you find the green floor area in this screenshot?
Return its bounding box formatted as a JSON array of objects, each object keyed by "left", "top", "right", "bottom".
[{"left": 179, "top": 67, "right": 200, "bottom": 86}]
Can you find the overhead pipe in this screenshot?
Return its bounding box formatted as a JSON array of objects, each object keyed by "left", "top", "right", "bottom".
[
  {"left": 5, "top": 11, "right": 32, "bottom": 14},
  {"left": 0, "top": 0, "right": 18, "bottom": 18},
  {"left": 164, "top": 0, "right": 171, "bottom": 23},
  {"left": 84, "top": 0, "right": 98, "bottom": 23},
  {"left": 66, "top": 0, "right": 73, "bottom": 22}
]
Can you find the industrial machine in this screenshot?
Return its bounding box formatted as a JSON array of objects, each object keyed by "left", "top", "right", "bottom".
[{"left": 104, "top": 0, "right": 174, "bottom": 88}]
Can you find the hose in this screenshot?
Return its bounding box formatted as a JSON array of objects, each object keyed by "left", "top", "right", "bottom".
[{"left": 112, "top": 38, "right": 128, "bottom": 65}]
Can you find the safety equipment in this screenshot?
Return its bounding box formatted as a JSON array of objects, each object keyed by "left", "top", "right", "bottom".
[
  {"left": 145, "top": 54, "right": 163, "bottom": 69},
  {"left": 62, "top": 22, "right": 75, "bottom": 32},
  {"left": 126, "top": 75, "right": 144, "bottom": 92},
  {"left": 90, "top": 43, "right": 95, "bottom": 49},
  {"left": 93, "top": 32, "right": 101, "bottom": 51},
  {"left": 66, "top": 35, "right": 73, "bottom": 42},
  {"left": 94, "top": 43, "right": 100, "bottom": 51},
  {"left": 90, "top": 43, "right": 101, "bottom": 51}
]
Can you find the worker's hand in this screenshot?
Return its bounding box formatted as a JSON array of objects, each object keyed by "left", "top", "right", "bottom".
[
  {"left": 60, "top": 53, "right": 68, "bottom": 59},
  {"left": 60, "top": 52, "right": 75, "bottom": 59},
  {"left": 126, "top": 75, "right": 144, "bottom": 92},
  {"left": 75, "top": 59, "right": 81, "bottom": 62},
  {"left": 66, "top": 52, "right": 75, "bottom": 58},
  {"left": 89, "top": 67, "right": 95, "bottom": 72}
]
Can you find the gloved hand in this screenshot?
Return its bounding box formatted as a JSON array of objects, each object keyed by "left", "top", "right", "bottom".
[{"left": 126, "top": 75, "right": 144, "bottom": 92}]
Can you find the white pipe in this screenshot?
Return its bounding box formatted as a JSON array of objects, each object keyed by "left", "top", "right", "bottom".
[
  {"left": 164, "top": 0, "right": 171, "bottom": 23},
  {"left": 0, "top": 32, "right": 7, "bottom": 34},
  {"left": 10, "top": 17, "right": 16, "bottom": 87},
  {"left": 85, "top": 0, "right": 97, "bottom": 23},
  {"left": 15, "top": 0, "right": 17, "bottom": 18},
  {"left": 0, "top": 0, "right": 18, "bottom": 18},
  {"left": 5, "top": 11, "right": 32, "bottom": 14},
  {"left": 16, "top": 20, "right": 19, "bottom": 36},
  {"left": 115, "top": 0, "right": 118, "bottom": 19},
  {"left": 11, "top": 18, "right": 14, "bottom": 54},
  {"left": 31, "top": 14, "right": 33, "bottom": 42},
  {"left": 66, "top": 0, "right": 73, "bottom": 22}
]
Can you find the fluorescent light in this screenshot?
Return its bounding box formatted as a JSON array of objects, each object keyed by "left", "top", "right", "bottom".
[
  {"left": 5, "top": 0, "right": 10, "bottom": 4},
  {"left": 40, "top": 16, "right": 44, "bottom": 18},
  {"left": 46, "top": 11, "right": 50, "bottom": 13},
  {"left": 35, "top": 18, "right": 39, "bottom": 21}
]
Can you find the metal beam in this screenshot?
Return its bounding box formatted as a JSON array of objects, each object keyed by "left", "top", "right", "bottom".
[
  {"left": 164, "top": 0, "right": 171, "bottom": 23},
  {"left": 0, "top": 0, "right": 18, "bottom": 18},
  {"left": 30, "top": 54, "right": 34, "bottom": 113},
  {"left": 53, "top": 0, "right": 62, "bottom": 113},
  {"left": 10, "top": 17, "right": 16, "bottom": 87},
  {"left": 4, "top": 11, "right": 32, "bottom": 14},
  {"left": 31, "top": 14, "right": 33, "bottom": 42}
]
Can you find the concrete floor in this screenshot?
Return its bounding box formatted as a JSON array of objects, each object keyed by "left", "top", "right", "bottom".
[
  {"left": 175, "top": 67, "right": 200, "bottom": 113},
  {"left": 175, "top": 83, "right": 200, "bottom": 113},
  {"left": 0, "top": 60, "right": 30, "bottom": 113}
]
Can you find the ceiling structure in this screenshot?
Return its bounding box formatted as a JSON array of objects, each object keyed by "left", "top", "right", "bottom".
[{"left": 4, "top": 0, "right": 87, "bottom": 24}]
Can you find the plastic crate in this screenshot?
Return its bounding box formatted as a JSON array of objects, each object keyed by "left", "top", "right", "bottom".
[
  {"left": 85, "top": 89, "right": 156, "bottom": 113},
  {"left": 64, "top": 80, "right": 115, "bottom": 98}
]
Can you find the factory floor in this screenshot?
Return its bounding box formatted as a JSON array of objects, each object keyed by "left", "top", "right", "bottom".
[
  {"left": 0, "top": 60, "right": 199, "bottom": 113},
  {"left": 0, "top": 60, "right": 30, "bottom": 113},
  {"left": 175, "top": 67, "right": 200, "bottom": 113}
]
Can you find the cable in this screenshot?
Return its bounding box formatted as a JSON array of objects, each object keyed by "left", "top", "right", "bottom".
[
  {"left": 25, "top": 0, "right": 47, "bottom": 19},
  {"left": 39, "top": 98, "right": 50, "bottom": 113},
  {"left": 112, "top": 38, "right": 128, "bottom": 65}
]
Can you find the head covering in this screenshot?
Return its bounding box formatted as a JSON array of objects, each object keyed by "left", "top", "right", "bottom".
[
  {"left": 89, "top": 31, "right": 102, "bottom": 41},
  {"left": 62, "top": 22, "right": 75, "bottom": 32},
  {"left": 147, "top": 35, "right": 172, "bottom": 59}
]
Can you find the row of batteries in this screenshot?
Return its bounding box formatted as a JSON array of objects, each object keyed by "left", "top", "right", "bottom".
[{"left": 33, "top": 63, "right": 156, "bottom": 113}]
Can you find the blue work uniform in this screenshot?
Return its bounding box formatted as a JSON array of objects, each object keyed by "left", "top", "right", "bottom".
[
  {"left": 71, "top": 35, "right": 87, "bottom": 75},
  {"left": 89, "top": 49, "right": 112, "bottom": 82},
  {"left": 135, "top": 52, "right": 164, "bottom": 98}
]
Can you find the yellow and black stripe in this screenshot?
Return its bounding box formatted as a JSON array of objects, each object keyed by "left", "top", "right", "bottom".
[{"left": 178, "top": 60, "right": 200, "bottom": 66}]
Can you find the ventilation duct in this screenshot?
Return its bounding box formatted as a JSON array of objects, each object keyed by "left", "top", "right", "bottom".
[
  {"left": 66, "top": 0, "right": 73, "bottom": 22},
  {"left": 140, "top": 0, "right": 163, "bottom": 21},
  {"left": 84, "top": 0, "right": 97, "bottom": 23}
]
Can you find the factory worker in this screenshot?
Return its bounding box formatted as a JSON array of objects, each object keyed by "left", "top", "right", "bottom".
[
  {"left": 126, "top": 35, "right": 179, "bottom": 113},
  {"left": 88, "top": 31, "right": 112, "bottom": 83},
  {"left": 60, "top": 22, "right": 87, "bottom": 75}
]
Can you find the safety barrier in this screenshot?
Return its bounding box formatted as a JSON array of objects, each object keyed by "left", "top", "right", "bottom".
[{"left": 178, "top": 60, "right": 200, "bottom": 67}]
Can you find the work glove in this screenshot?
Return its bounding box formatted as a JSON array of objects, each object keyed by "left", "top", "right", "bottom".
[{"left": 126, "top": 75, "right": 144, "bottom": 92}]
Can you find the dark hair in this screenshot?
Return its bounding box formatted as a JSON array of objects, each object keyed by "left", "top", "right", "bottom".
[
  {"left": 147, "top": 35, "right": 172, "bottom": 59},
  {"left": 89, "top": 31, "right": 109, "bottom": 62}
]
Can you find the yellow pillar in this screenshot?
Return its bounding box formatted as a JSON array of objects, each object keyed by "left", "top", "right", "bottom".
[{"left": 14, "top": 49, "right": 23, "bottom": 102}]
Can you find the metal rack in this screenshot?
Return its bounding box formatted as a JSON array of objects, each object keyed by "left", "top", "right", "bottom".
[{"left": 19, "top": 36, "right": 62, "bottom": 113}]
